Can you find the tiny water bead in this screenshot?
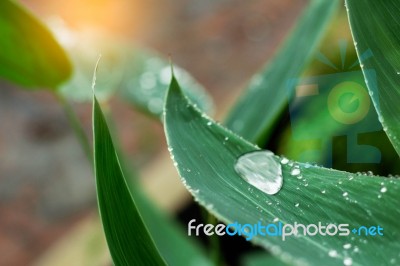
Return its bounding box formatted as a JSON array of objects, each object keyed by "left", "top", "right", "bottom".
[
  {"left": 234, "top": 151, "right": 283, "bottom": 195},
  {"left": 328, "top": 250, "right": 338, "bottom": 257},
  {"left": 343, "top": 257, "right": 353, "bottom": 266},
  {"left": 291, "top": 168, "right": 301, "bottom": 176}
]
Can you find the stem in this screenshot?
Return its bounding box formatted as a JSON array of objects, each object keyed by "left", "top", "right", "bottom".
[{"left": 56, "top": 93, "right": 93, "bottom": 163}]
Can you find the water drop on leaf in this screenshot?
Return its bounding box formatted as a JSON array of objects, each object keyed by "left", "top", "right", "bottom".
[{"left": 234, "top": 151, "right": 283, "bottom": 195}]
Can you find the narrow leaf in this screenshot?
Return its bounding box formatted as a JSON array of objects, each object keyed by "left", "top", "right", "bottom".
[
  {"left": 0, "top": 0, "right": 71, "bottom": 88},
  {"left": 164, "top": 77, "right": 400, "bottom": 266},
  {"left": 225, "top": 0, "right": 339, "bottom": 144},
  {"left": 345, "top": 0, "right": 400, "bottom": 156},
  {"left": 93, "top": 96, "right": 166, "bottom": 266}
]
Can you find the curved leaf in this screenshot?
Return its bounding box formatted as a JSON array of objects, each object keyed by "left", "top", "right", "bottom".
[
  {"left": 0, "top": 0, "right": 71, "bottom": 88},
  {"left": 224, "top": 0, "right": 339, "bottom": 144},
  {"left": 345, "top": 0, "right": 400, "bottom": 156},
  {"left": 164, "top": 77, "right": 400, "bottom": 266},
  {"left": 93, "top": 96, "right": 166, "bottom": 266}
]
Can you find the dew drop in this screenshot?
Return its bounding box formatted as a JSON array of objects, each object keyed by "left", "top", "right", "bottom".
[
  {"left": 343, "top": 257, "right": 353, "bottom": 266},
  {"left": 295, "top": 203, "right": 300, "bottom": 207},
  {"left": 328, "top": 250, "right": 338, "bottom": 257},
  {"left": 380, "top": 187, "right": 387, "bottom": 193},
  {"left": 291, "top": 168, "right": 301, "bottom": 176},
  {"left": 273, "top": 217, "right": 279, "bottom": 222},
  {"left": 343, "top": 243, "right": 351, "bottom": 249},
  {"left": 234, "top": 151, "right": 283, "bottom": 195},
  {"left": 207, "top": 121, "right": 212, "bottom": 126},
  {"left": 343, "top": 192, "right": 348, "bottom": 197},
  {"left": 281, "top": 157, "right": 289, "bottom": 164},
  {"left": 321, "top": 190, "right": 326, "bottom": 194}
]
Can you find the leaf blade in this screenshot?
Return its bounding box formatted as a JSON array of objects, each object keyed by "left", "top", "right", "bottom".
[
  {"left": 0, "top": 0, "right": 71, "bottom": 88},
  {"left": 164, "top": 77, "right": 400, "bottom": 266},
  {"left": 93, "top": 96, "right": 166, "bottom": 266},
  {"left": 345, "top": 0, "right": 400, "bottom": 156},
  {"left": 224, "top": 0, "right": 339, "bottom": 144}
]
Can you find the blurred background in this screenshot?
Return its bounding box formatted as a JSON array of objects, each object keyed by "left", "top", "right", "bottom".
[
  {"left": 0, "top": 0, "right": 308, "bottom": 265},
  {"left": 2, "top": 0, "right": 399, "bottom": 265}
]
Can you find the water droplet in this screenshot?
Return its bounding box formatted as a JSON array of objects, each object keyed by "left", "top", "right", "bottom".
[
  {"left": 343, "top": 257, "right": 353, "bottom": 266},
  {"left": 343, "top": 243, "right": 351, "bottom": 249},
  {"left": 207, "top": 121, "right": 212, "bottom": 126},
  {"left": 328, "top": 250, "right": 338, "bottom": 257},
  {"left": 321, "top": 190, "right": 326, "bottom": 194},
  {"left": 234, "top": 151, "right": 283, "bottom": 195},
  {"left": 343, "top": 192, "right": 348, "bottom": 197},
  {"left": 281, "top": 158, "right": 289, "bottom": 164},
  {"left": 380, "top": 187, "right": 387, "bottom": 193},
  {"left": 224, "top": 137, "right": 229, "bottom": 141},
  {"left": 291, "top": 168, "right": 301, "bottom": 176},
  {"left": 273, "top": 217, "right": 279, "bottom": 222},
  {"left": 397, "top": 71, "right": 400, "bottom": 75},
  {"left": 295, "top": 203, "right": 299, "bottom": 207}
]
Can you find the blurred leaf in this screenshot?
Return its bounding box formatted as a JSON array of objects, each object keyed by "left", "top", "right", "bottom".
[
  {"left": 93, "top": 95, "right": 166, "bottom": 266},
  {"left": 0, "top": 0, "right": 71, "bottom": 88},
  {"left": 54, "top": 24, "right": 213, "bottom": 117},
  {"left": 224, "top": 0, "right": 339, "bottom": 145},
  {"left": 346, "top": 0, "right": 400, "bottom": 156},
  {"left": 164, "top": 77, "right": 400, "bottom": 266},
  {"left": 119, "top": 49, "right": 213, "bottom": 119},
  {"left": 56, "top": 29, "right": 126, "bottom": 102},
  {"left": 277, "top": 70, "right": 400, "bottom": 174}
]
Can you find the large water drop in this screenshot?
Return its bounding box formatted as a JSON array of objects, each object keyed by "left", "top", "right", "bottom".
[{"left": 234, "top": 151, "right": 283, "bottom": 195}]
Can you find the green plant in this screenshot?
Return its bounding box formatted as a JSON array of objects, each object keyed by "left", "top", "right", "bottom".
[{"left": 2, "top": 0, "right": 400, "bottom": 265}]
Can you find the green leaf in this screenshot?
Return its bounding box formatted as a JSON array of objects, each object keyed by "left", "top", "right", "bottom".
[
  {"left": 345, "top": 0, "right": 400, "bottom": 156},
  {"left": 115, "top": 151, "right": 212, "bottom": 266},
  {"left": 58, "top": 31, "right": 213, "bottom": 118},
  {"left": 224, "top": 0, "right": 339, "bottom": 144},
  {"left": 276, "top": 70, "right": 400, "bottom": 174},
  {"left": 127, "top": 180, "right": 212, "bottom": 266},
  {"left": 119, "top": 48, "right": 213, "bottom": 119},
  {"left": 164, "top": 77, "right": 400, "bottom": 266},
  {"left": 0, "top": 0, "right": 71, "bottom": 88},
  {"left": 93, "top": 96, "right": 166, "bottom": 266}
]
